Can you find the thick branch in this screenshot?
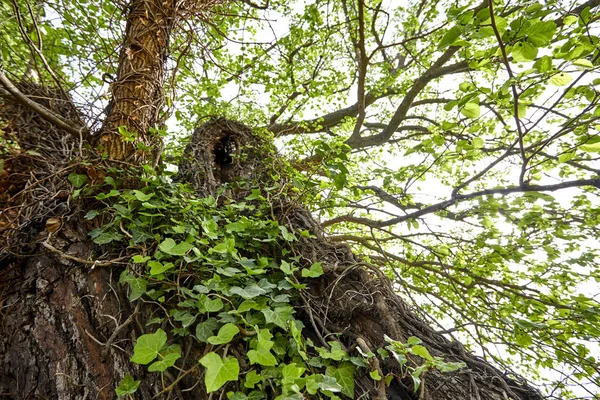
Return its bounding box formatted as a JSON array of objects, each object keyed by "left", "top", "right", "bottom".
[{"left": 322, "top": 178, "right": 600, "bottom": 228}]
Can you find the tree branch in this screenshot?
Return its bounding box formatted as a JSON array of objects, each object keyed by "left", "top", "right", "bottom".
[
  {"left": 0, "top": 70, "right": 87, "bottom": 138},
  {"left": 322, "top": 178, "right": 600, "bottom": 228}
]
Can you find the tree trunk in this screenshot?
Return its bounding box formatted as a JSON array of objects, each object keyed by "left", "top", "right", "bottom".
[
  {"left": 0, "top": 0, "right": 545, "bottom": 397},
  {"left": 96, "top": 0, "right": 176, "bottom": 162}
]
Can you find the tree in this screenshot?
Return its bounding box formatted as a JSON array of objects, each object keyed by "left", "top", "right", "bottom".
[{"left": 0, "top": 0, "right": 599, "bottom": 399}]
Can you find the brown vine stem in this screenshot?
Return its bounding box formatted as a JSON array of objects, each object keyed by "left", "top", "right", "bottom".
[
  {"left": 356, "top": 337, "right": 386, "bottom": 400},
  {"left": 488, "top": 0, "right": 528, "bottom": 186},
  {"left": 42, "top": 238, "right": 129, "bottom": 268},
  {"left": 0, "top": 71, "right": 87, "bottom": 139}
]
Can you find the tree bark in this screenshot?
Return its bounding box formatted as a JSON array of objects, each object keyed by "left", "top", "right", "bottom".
[{"left": 97, "top": 0, "right": 176, "bottom": 162}]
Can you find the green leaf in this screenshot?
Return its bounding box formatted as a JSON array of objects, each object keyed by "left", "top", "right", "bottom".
[
  {"left": 159, "top": 238, "right": 193, "bottom": 255},
  {"left": 512, "top": 42, "right": 538, "bottom": 62},
  {"left": 326, "top": 362, "right": 355, "bottom": 398},
  {"left": 438, "top": 26, "right": 461, "bottom": 49},
  {"left": 93, "top": 231, "right": 122, "bottom": 245},
  {"left": 472, "top": 137, "right": 484, "bottom": 149},
  {"left": 319, "top": 341, "right": 346, "bottom": 361},
  {"left": 410, "top": 345, "right": 433, "bottom": 361},
  {"left": 148, "top": 260, "right": 175, "bottom": 276},
  {"left": 131, "top": 329, "right": 167, "bottom": 365},
  {"left": 301, "top": 262, "right": 324, "bottom": 278},
  {"left": 247, "top": 329, "right": 278, "bottom": 366},
  {"left": 127, "top": 278, "right": 147, "bottom": 301},
  {"left": 558, "top": 152, "right": 575, "bottom": 163},
  {"left": 533, "top": 56, "right": 552, "bottom": 72},
  {"left": 437, "top": 360, "right": 466, "bottom": 373},
  {"left": 133, "top": 190, "right": 154, "bottom": 201},
  {"left": 563, "top": 15, "right": 578, "bottom": 25},
  {"left": 369, "top": 370, "right": 381, "bottom": 381},
  {"left": 115, "top": 374, "right": 140, "bottom": 397},
  {"left": 130, "top": 226, "right": 154, "bottom": 244},
  {"left": 573, "top": 58, "right": 593, "bottom": 68},
  {"left": 580, "top": 142, "right": 600, "bottom": 153},
  {"left": 198, "top": 295, "right": 224, "bottom": 313},
  {"left": 230, "top": 284, "right": 267, "bottom": 299},
  {"left": 199, "top": 352, "right": 240, "bottom": 393},
  {"left": 262, "top": 306, "right": 294, "bottom": 329},
  {"left": 549, "top": 73, "right": 572, "bottom": 86},
  {"left": 460, "top": 102, "right": 480, "bottom": 119},
  {"left": 279, "top": 226, "right": 297, "bottom": 241},
  {"left": 282, "top": 363, "right": 306, "bottom": 386},
  {"left": 526, "top": 20, "right": 556, "bottom": 46},
  {"left": 244, "top": 370, "right": 263, "bottom": 388},
  {"left": 318, "top": 375, "right": 343, "bottom": 392},
  {"left": 207, "top": 323, "right": 239, "bottom": 345},
  {"left": 280, "top": 260, "right": 296, "bottom": 275},
  {"left": 196, "top": 318, "right": 220, "bottom": 342},
  {"left": 406, "top": 336, "right": 422, "bottom": 345},
  {"left": 148, "top": 348, "right": 181, "bottom": 372},
  {"left": 85, "top": 210, "right": 99, "bottom": 220},
  {"left": 68, "top": 173, "right": 87, "bottom": 188}
]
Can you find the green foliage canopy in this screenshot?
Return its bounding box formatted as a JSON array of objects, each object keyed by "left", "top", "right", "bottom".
[{"left": 2, "top": 0, "right": 600, "bottom": 398}]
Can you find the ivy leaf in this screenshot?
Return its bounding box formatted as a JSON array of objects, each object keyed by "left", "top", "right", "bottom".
[
  {"left": 282, "top": 363, "right": 306, "bottom": 386},
  {"left": 196, "top": 318, "right": 220, "bottom": 342},
  {"left": 437, "top": 360, "right": 466, "bottom": 373},
  {"left": 318, "top": 374, "right": 343, "bottom": 392},
  {"left": 130, "top": 226, "right": 154, "bottom": 244},
  {"left": 148, "top": 260, "right": 174, "bottom": 276},
  {"left": 133, "top": 190, "right": 154, "bottom": 201},
  {"left": 207, "top": 323, "right": 239, "bottom": 345},
  {"left": 248, "top": 329, "right": 278, "bottom": 366},
  {"left": 410, "top": 345, "right": 433, "bottom": 361},
  {"left": 244, "top": 370, "right": 263, "bottom": 389},
  {"left": 369, "top": 370, "right": 382, "bottom": 381},
  {"left": 262, "top": 306, "right": 294, "bottom": 329},
  {"left": 326, "top": 362, "right": 355, "bottom": 398},
  {"left": 199, "top": 352, "right": 240, "bottom": 393},
  {"left": 278, "top": 226, "right": 297, "bottom": 241},
  {"left": 301, "top": 262, "right": 324, "bottom": 278},
  {"left": 305, "top": 374, "right": 321, "bottom": 394},
  {"left": 148, "top": 345, "right": 182, "bottom": 372},
  {"left": 93, "top": 231, "right": 123, "bottom": 245},
  {"left": 159, "top": 238, "right": 192, "bottom": 255},
  {"left": 85, "top": 210, "right": 99, "bottom": 220},
  {"left": 198, "top": 295, "right": 224, "bottom": 313},
  {"left": 131, "top": 328, "right": 167, "bottom": 365},
  {"left": 460, "top": 102, "right": 480, "bottom": 119},
  {"left": 230, "top": 284, "right": 267, "bottom": 299},
  {"left": 202, "top": 218, "right": 220, "bottom": 239},
  {"left": 318, "top": 341, "right": 347, "bottom": 361},
  {"left": 129, "top": 278, "right": 147, "bottom": 301},
  {"left": 115, "top": 374, "right": 140, "bottom": 397},
  {"left": 68, "top": 173, "right": 88, "bottom": 188}
]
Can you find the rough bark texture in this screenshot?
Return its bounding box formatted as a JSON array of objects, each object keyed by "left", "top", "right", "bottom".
[{"left": 97, "top": 0, "right": 177, "bottom": 162}]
